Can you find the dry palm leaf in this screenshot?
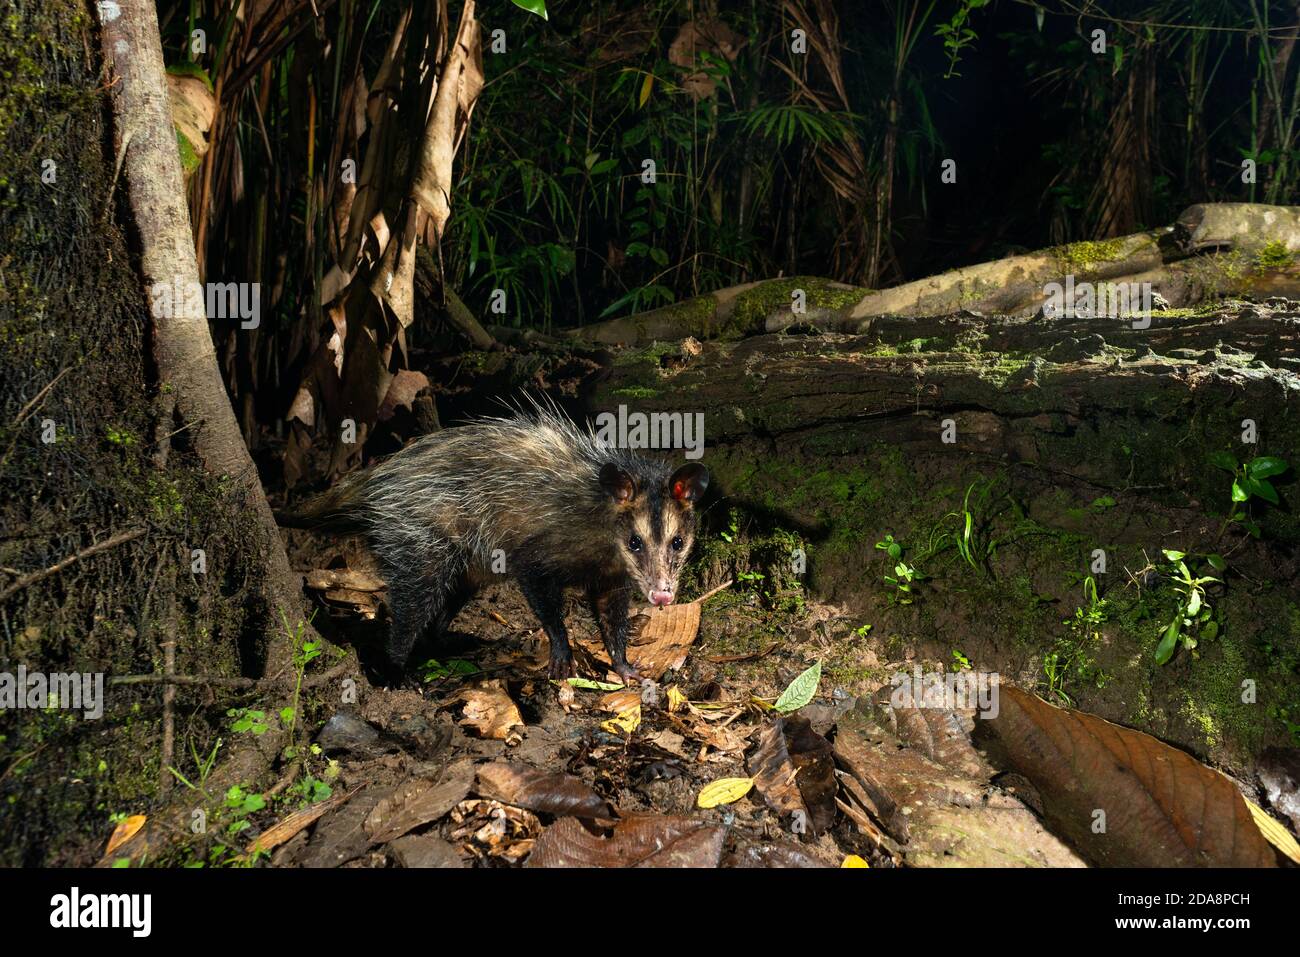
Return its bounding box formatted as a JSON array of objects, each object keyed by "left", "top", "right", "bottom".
[{"left": 364, "top": 759, "right": 476, "bottom": 844}]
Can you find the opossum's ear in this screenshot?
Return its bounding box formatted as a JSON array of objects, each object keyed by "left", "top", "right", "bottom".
[
  {"left": 669, "top": 463, "right": 709, "bottom": 505},
  {"left": 600, "top": 463, "right": 638, "bottom": 504}
]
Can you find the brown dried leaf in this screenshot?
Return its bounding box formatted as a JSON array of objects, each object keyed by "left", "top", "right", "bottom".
[
  {"left": 976, "top": 685, "right": 1277, "bottom": 867},
  {"left": 364, "top": 759, "right": 475, "bottom": 844},
  {"left": 475, "top": 762, "right": 611, "bottom": 819},
  {"left": 455, "top": 682, "right": 524, "bottom": 741},
  {"left": 167, "top": 74, "right": 215, "bottom": 161},
  {"left": 576, "top": 600, "right": 702, "bottom": 682},
  {"left": 304, "top": 568, "right": 386, "bottom": 593},
  {"left": 747, "top": 716, "right": 837, "bottom": 835},
  {"left": 246, "top": 787, "right": 359, "bottom": 856},
  {"left": 525, "top": 814, "right": 726, "bottom": 868},
  {"left": 105, "top": 815, "right": 146, "bottom": 856}
]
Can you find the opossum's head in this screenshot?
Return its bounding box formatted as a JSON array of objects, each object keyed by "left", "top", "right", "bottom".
[{"left": 601, "top": 461, "right": 709, "bottom": 606}]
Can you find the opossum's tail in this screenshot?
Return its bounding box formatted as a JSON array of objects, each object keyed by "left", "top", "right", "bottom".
[{"left": 274, "top": 478, "right": 367, "bottom": 532}]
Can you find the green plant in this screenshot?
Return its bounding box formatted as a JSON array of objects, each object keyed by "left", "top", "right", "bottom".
[
  {"left": 876, "top": 534, "right": 921, "bottom": 604},
  {"left": 279, "top": 610, "right": 321, "bottom": 759},
  {"left": 227, "top": 708, "right": 269, "bottom": 736},
  {"left": 1043, "top": 575, "right": 1111, "bottom": 705},
  {"left": 166, "top": 735, "right": 223, "bottom": 794},
  {"left": 945, "top": 479, "right": 998, "bottom": 574},
  {"left": 223, "top": 784, "right": 266, "bottom": 837},
  {"left": 1154, "top": 550, "right": 1221, "bottom": 665},
  {"left": 951, "top": 649, "right": 972, "bottom": 671},
  {"left": 420, "top": 658, "right": 480, "bottom": 683},
  {"left": 1209, "top": 452, "right": 1289, "bottom": 540}
]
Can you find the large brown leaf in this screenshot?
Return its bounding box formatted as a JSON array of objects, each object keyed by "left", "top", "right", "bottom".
[
  {"left": 475, "top": 763, "right": 611, "bottom": 820},
  {"left": 975, "top": 685, "right": 1276, "bottom": 867},
  {"left": 525, "top": 815, "right": 726, "bottom": 868},
  {"left": 747, "top": 716, "right": 837, "bottom": 835}
]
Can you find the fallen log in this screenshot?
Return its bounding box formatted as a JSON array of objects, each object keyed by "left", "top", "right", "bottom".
[
  {"left": 567, "top": 203, "right": 1300, "bottom": 345},
  {"left": 590, "top": 300, "right": 1300, "bottom": 777}
]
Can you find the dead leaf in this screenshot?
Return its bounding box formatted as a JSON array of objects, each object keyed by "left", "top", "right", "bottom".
[
  {"left": 975, "top": 685, "right": 1277, "bottom": 867},
  {"left": 364, "top": 759, "right": 475, "bottom": 844},
  {"left": 697, "top": 777, "right": 754, "bottom": 808},
  {"left": 455, "top": 681, "right": 524, "bottom": 741},
  {"left": 105, "top": 815, "right": 146, "bottom": 856},
  {"left": 747, "top": 716, "right": 837, "bottom": 835},
  {"left": 166, "top": 73, "right": 215, "bottom": 167},
  {"left": 475, "top": 763, "right": 612, "bottom": 819},
  {"left": 246, "top": 787, "right": 360, "bottom": 856},
  {"left": 526, "top": 814, "right": 726, "bottom": 868},
  {"left": 305, "top": 568, "right": 386, "bottom": 592}
]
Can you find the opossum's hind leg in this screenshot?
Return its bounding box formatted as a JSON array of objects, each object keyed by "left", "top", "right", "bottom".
[
  {"left": 518, "top": 573, "right": 575, "bottom": 679},
  {"left": 381, "top": 547, "right": 468, "bottom": 673}
]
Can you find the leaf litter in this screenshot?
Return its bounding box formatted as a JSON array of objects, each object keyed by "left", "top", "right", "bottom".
[{"left": 246, "top": 571, "right": 1296, "bottom": 869}]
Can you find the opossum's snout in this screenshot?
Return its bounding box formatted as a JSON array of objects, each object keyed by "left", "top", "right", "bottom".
[{"left": 650, "top": 589, "right": 674, "bottom": 606}]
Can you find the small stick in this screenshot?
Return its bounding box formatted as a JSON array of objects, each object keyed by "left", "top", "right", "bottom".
[
  {"left": 694, "top": 579, "right": 734, "bottom": 603},
  {"left": 0, "top": 527, "right": 147, "bottom": 604},
  {"left": 159, "top": 639, "right": 176, "bottom": 796}
]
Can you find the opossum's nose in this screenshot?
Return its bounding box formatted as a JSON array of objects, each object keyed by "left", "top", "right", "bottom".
[{"left": 650, "top": 589, "right": 674, "bottom": 606}]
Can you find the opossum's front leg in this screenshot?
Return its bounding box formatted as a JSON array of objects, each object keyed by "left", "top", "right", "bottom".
[
  {"left": 589, "top": 585, "right": 640, "bottom": 683},
  {"left": 519, "top": 574, "right": 576, "bottom": 679}
]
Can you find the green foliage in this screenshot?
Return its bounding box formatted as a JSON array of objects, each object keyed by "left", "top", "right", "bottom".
[
  {"left": 934, "top": 0, "right": 989, "bottom": 78},
  {"left": 1209, "top": 452, "right": 1289, "bottom": 539},
  {"left": 1043, "top": 575, "right": 1110, "bottom": 705},
  {"left": 876, "top": 535, "right": 922, "bottom": 604},
  {"left": 420, "top": 658, "right": 480, "bottom": 683},
  {"left": 1154, "top": 551, "right": 1221, "bottom": 666}
]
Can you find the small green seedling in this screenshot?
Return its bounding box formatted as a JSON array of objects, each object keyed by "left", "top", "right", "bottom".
[
  {"left": 1209, "top": 452, "right": 1289, "bottom": 539},
  {"left": 1155, "top": 549, "right": 1221, "bottom": 665}
]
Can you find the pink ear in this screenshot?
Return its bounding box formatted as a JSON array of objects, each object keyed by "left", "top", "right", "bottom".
[
  {"left": 600, "top": 463, "right": 637, "bottom": 504},
  {"left": 669, "top": 463, "right": 709, "bottom": 504}
]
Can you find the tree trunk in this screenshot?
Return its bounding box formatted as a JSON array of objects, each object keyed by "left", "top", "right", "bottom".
[{"left": 100, "top": 0, "right": 305, "bottom": 673}]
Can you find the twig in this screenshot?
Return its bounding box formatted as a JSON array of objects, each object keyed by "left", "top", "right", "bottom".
[
  {"left": 109, "top": 660, "right": 355, "bottom": 691},
  {"left": 159, "top": 638, "right": 176, "bottom": 796},
  {"left": 0, "top": 527, "right": 148, "bottom": 604},
  {"left": 694, "top": 579, "right": 735, "bottom": 603},
  {"left": 11, "top": 368, "right": 70, "bottom": 428}
]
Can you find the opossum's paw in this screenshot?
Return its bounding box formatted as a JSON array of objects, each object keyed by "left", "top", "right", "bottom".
[
  {"left": 548, "top": 655, "right": 577, "bottom": 680},
  {"left": 612, "top": 660, "right": 642, "bottom": 684}
]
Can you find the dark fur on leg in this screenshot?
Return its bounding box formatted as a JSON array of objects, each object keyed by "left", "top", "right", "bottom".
[
  {"left": 589, "top": 583, "right": 638, "bottom": 682},
  {"left": 519, "top": 573, "right": 575, "bottom": 679}
]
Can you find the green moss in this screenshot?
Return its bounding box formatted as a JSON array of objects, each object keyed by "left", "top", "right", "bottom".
[
  {"left": 730, "top": 277, "right": 867, "bottom": 333},
  {"left": 610, "top": 385, "right": 657, "bottom": 399},
  {"left": 1254, "top": 240, "right": 1295, "bottom": 271},
  {"left": 1054, "top": 238, "right": 1126, "bottom": 272}
]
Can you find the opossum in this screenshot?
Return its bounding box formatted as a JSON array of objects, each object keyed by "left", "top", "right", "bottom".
[{"left": 281, "top": 405, "right": 709, "bottom": 682}]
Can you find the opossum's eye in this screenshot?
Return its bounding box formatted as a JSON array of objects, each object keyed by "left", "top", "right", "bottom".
[
  {"left": 628, "top": 534, "right": 644, "bottom": 552},
  {"left": 671, "top": 535, "right": 684, "bottom": 551}
]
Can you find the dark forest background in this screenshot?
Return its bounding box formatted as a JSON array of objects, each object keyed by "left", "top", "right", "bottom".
[{"left": 161, "top": 0, "right": 1300, "bottom": 458}]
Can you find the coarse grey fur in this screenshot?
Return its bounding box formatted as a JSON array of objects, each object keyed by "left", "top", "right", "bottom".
[{"left": 288, "top": 400, "right": 709, "bottom": 680}]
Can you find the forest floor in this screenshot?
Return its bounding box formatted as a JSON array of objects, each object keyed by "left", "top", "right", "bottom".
[{"left": 251, "top": 520, "right": 1093, "bottom": 869}]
